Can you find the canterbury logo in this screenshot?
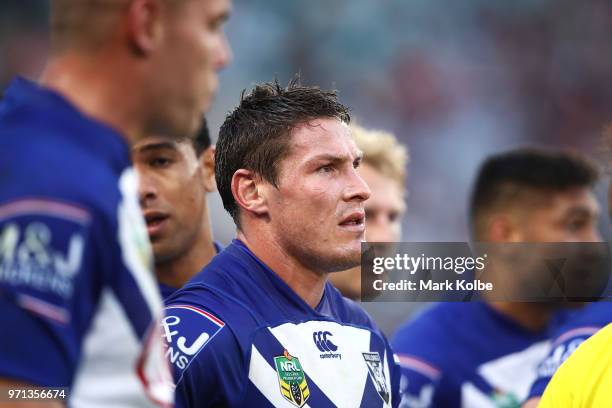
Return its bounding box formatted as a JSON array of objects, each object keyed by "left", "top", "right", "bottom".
[{"left": 313, "top": 331, "right": 338, "bottom": 352}]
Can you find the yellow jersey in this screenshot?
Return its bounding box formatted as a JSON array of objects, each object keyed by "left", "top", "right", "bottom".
[{"left": 539, "top": 323, "right": 612, "bottom": 407}]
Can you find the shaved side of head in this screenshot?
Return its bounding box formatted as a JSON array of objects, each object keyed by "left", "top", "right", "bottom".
[
  {"left": 50, "top": 0, "right": 134, "bottom": 53},
  {"left": 50, "top": 0, "right": 193, "bottom": 54}
]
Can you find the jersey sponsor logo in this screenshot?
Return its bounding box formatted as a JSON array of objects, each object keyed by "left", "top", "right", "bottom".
[
  {"left": 162, "top": 305, "right": 224, "bottom": 372},
  {"left": 274, "top": 350, "right": 310, "bottom": 407},
  {"left": 0, "top": 218, "right": 85, "bottom": 300},
  {"left": 363, "top": 352, "right": 390, "bottom": 403},
  {"left": 313, "top": 330, "right": 342, "bottom": 360}
]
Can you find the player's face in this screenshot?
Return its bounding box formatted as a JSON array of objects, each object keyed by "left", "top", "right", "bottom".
[
  {"left": 156, "top": 0, "right": 232, "bottom": 137},
  {"left": 133, "top": 137, "right": 213, "bottom": 263},
  {"left": 506, "top": 187, "right": 604, "bottom": 301},
  {"left": 359, "top": 164, "right": 406, "bottom": 242},
  {"left": 514, "top": 187, "right": 600, "bottom": 243},
  {"left": 328, "top": 165, "right": 406, "bottom": 298},
  {"left": 266, "top": 119, "right": 371, "bottom": 273}
]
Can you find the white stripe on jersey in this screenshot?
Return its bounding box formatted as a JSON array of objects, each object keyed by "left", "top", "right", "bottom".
[
  {"left": 477, "top": 340, "right": 549, "bottom": 400},
  {"left": 70, "top": 288, "right": 163, "bottom": 407},
  {"left": 269, "top": 321, "right": 371, "bottom": 407},
  {"left": 461, "top": 382, "right": 496, "bottom": 408},
  {"left": 117, "top": 168, "right": 162, "bottom": 316}
]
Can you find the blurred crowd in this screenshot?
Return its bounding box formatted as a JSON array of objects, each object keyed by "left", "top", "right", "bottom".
[{"left": 2, "top": 1, "right": 611, "bottom": 245}]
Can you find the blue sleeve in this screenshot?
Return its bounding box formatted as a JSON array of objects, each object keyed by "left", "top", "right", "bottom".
[
  {"left": 0, "top": 203, "right": 93, "bottom": 386},
  {"left": 392, "top": 319, "right": 450, "bottom": 408},
  {"left": 526, "top": 327, "right": 599, "bottom": 400},
  {"left": 395, "top": 353, "right": 441, "bottom": 408},
  {"left": 163, "top": 304, "right": 246, "bottom": 407}
]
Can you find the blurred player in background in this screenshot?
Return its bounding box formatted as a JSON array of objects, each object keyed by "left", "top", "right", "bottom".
[
  {"left": 0, "top": 0, "right": 231, "bottom": 406},
  {"left": 392, "top": 148, "right": 601, "bottom": 407},
  {"left": 163, "top": 78, "right": 400, "bottom": 407},
  {"left": 329, "top": 124, "right": 408, "bottom": 300},
  {"left": 522, "top": 134, "right": 612, "bottom": 408},
  {"left": 133, "top": 118, "right": 223, "bottom": 299}
]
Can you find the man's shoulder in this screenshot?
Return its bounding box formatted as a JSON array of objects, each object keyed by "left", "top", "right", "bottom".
[
  {"left": 557, "top": 302, "right": 612, "bottom": 333},
  {"left": 391, "top": 303, "right": 489, "bottom": 372},
  {"left": 393, "top": 303, "right": 466, "bottom": 342},
  {"left": 1, "top": 81, "right": 130, "bottom": 212},
  {"left": 324, "top": 284, "right": 379, "bottom": 329},
  {"left": 165, "top": 279, "right": 262, "bottom": 343},
  {"left": 546, "top": 302, "right": 612, "bottom": 349}
]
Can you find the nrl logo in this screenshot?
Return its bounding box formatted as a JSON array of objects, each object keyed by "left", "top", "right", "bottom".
[
  {"left": 274, "top": 350, "right": 310, "bottom": 407},
  {"left": 363, "top": 352, "right": 390, "bottom": 403}
]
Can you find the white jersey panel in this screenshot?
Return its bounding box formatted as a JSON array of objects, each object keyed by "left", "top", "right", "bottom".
[
  {"left": 262, "top": 320, "right": 392, "bottom": 408},
  {"left": 477, "top": 340, "right": 549, "bottom": 400},
  {"left": 70, "top": 288, "right": 161, "bottom": 407}
]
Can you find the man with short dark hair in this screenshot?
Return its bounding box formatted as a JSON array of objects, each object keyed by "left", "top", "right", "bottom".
[
  {"left": 392, "top": 148, "right": 601, "bottom": 408},
  {"left": 133, "top": 118, "right": 222, "bottom": 299},
  {"left": 164, "top": 79, "right": 401, "bottom": 407},
  {"left": 522, "top": 136, "right": 612, "bottom": 408},
  {"left": 0, "top": 0, "right": 232, "bottom": 406}
]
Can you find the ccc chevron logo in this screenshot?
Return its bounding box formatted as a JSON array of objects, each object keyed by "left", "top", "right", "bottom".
[{"left": 313, "top": 331, "right": 338, "bottom": 352}]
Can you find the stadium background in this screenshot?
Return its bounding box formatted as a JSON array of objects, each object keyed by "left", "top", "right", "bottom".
[{"left": 2, "top": 0, "right": 611, "bottom": 333}]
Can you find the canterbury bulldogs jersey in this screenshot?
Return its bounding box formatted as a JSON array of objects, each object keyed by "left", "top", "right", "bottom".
[
  {"left": 526, "top": 301, "right": 612, "bottom": 400},
  {"left": 0, "top": 78, "right": 172, "bottom": 407},
  {"left": 158, "top": 241, "right": 224, "bottom": 300},
  {"left": 391, "top": 302, "right": 568, "bottom": 408},
  {"left": 164, "top": 239, "right": 401, "bottom": 408}
]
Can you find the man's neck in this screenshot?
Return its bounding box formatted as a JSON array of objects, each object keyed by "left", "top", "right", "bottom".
[
  {"left": 156, "top": 218, "right": 216, "bottom": 289},
  {"left": 488, "top": 302, "right": 553, "bottom": 331},
  {"left": 237, "top": 230, "right": 327, "bottom": 309},
  {"left": 40, "top": 53, "right": 144, "bottom": 145}
]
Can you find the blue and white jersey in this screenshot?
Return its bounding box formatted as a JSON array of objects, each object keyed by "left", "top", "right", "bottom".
[
  {"left": 391, "top": 302, "right": 567, "bottom": 408},
  {"left": 0, "top": 78, "right": 173, "bottom": 407},
  {"left": 526, "top": 301, "right": 611, "bottom": 400},
  {"left": 158, "top": 241, "right": 224, "bottom": 300},
  {"left": 164, "top": 239, "right": 400, "bottom": 407}
]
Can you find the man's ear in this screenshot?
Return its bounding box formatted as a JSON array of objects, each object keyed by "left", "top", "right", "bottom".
[
  {"left": 231, "top": 169, "right": 269, "bottom": 217},
  {"left": 126, "top": 0, "right": 164, "bottom": 55},
  {"left": 200, "top": 146, "right": 216, "bottom": 193}
]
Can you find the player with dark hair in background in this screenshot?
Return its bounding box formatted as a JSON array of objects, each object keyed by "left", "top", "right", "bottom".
[
  {"left": 0, "top": 0, "right": 231, "bottom": 406},
  {"left": 522, "top": 135, "right": 612, "bottom": 408},
  {"left": 163, "top": 78, "right": 401, "bottom": 407},
  {"left": 392, "top": 148, "right": 601, "bottom": 407},
  {"left": 133, "top": 118, "right": 223, "bottom": 299}
]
